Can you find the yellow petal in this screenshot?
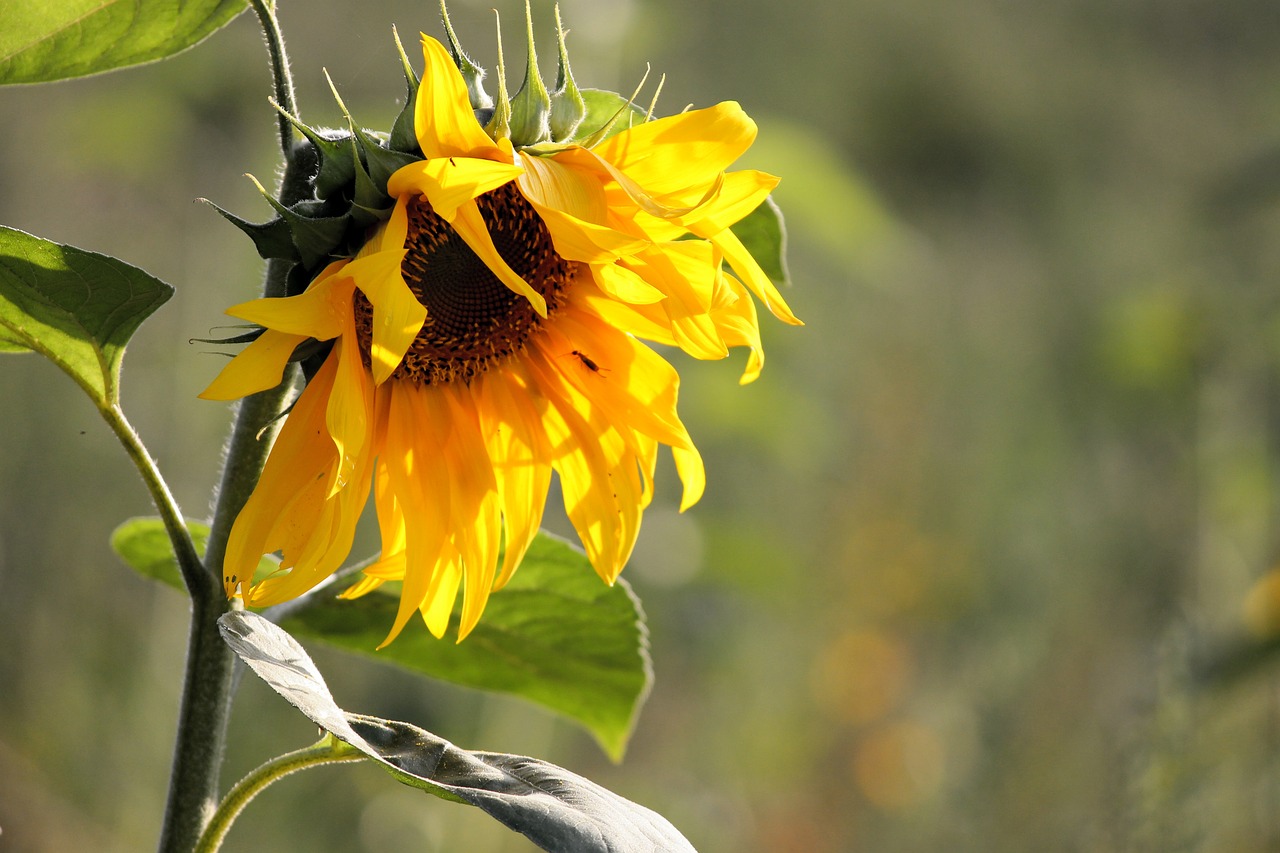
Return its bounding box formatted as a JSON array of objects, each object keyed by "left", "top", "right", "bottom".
[
  {"left": 476, "top": 366, "right": 552, "bottom": 589},
  {"left": 523, "top": 345, "right": 648, "bottom": 582},
  {"left": 198, "top": 329, "right": 306, "bottom": 401},
  {"left": 678, "top": 169, "right": 779, "bottom": 234},
  {"left": 225, "top": 262, "right": 352, "bottom": 339},
  {"left": 591, "top": 262, "right": 667, "bottom": 305},
  {"left": 377, "top": 382, "right": 451, "bottom": 646},
  {"left": 344, "top": 248, "right": 425, "bottom": 384},
  {"left": 415, "top": 35, "right": 506, "bottom": 160},
  {"left": 709, "top": 226, "right": 802, "bottom": 326},
  {"left": 528, "top": 198, "right": 648, "bottom": 264},
  {"left": 593, "top": 101, "right": 758, "bottom": 197},
  {"left": 517, "top": 151, "right": 607, "bottom": 223},
  {"left": 449, "top": 199, "right": 548, "bottom": 316},
  {"left": 223, "top": 353, "right": 339, "bottom": 598},
  {"left": 324, "top": 310, "right": 374, "bottom": 497}
]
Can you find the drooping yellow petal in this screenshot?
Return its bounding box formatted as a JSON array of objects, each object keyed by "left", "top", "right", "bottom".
[
  {"left": 707, "top": 226, "right": 802, "bottom": 326},
  {"left": 198, "top": 329, "right": 306, "bottom": 401},
  {"left": 676, "top": 169, "right": 779, "bottom": 234},
  {"left": 712, "top": 271, "right": 766, "bottom": 384},
  {"left": 324, "top": 309, "right": 374, "bottom": 497},
  {"left": 377, "top": 381, "right": 451, "bottom": 646},
  {"left": 541, "top": 311, "right": 699, "bottom": 454},
  {"left": 449, "top": 199, "right": 548, "bottom": 316},
  {"left": 523, "top": 345, "right": 648, "bottom": 582},
  {"left": 431, "top": 384, "right": 500, "bottom": 640},
  {"left": 342, "top": 241, "right": 424, "bottom": 384},
  {"left": 223, "top": 353, "right": 340, "bottom": 598},
  {"left": 475, "top": 365, "right": 553, "bottom": 589},
  {"left": 527, "top": 198, "right": 649, "bottom": 264},
  {"left": 415, "top": 35, "right": 506, "bottom": 160}
]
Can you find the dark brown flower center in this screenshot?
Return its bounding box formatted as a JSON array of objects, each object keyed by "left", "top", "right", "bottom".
[{"left": 353, "top": 181, "right": 571, "bottom": 385}]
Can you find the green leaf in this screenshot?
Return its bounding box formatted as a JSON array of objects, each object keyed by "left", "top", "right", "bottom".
[
  {"left": 0, "top": 326, "right": 31, "bottom": 352},
  {"left": 111, "top": 517, "right": 211, "bottom": 590},
  {"left": 116, "top": 513, "right": 651, "bottom": 759},
  {"left": 220, "top": 612, "right": 697, "bottom": 853},
  {"left": 0, "top": 226, "right": 173, "bottom": 406},
  {"left": 279, "top": 533, "right": 651, "bottom": 761},
  {"left": 0, "top": 0, "right": 247, "bottom": 85},
  {"left": 730, "top": 195, "right": 790, "bottom": 287}
]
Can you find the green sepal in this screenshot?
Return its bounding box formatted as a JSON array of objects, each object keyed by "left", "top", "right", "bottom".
[
  {"left": 509, "top": 0, "right": 552, "bottom": 146},
  {"left": 348, "top": 143, "right": 392, "bottom": 228},
  {"left": 729, "top": 195, "right": 790, "bottom": 287},
  {"left": 573, "top": 89, "right": 644, "bottom": 145},
  {"left": 440, "top": 0, "right": 493, "bottom": 111},
  {"left": 199, "top": 200, "right": 300, "bottom": 263},
  {"left": 0, "top": 226, "right": 173, "bottom": 407},
  {"left": 548, "top": 7, "right": 586, "bottom": 143},
  {"left": 389, "top": 26, "right": 422, "bottom": 155},
  {"left": 293, "top": 123, "right": 360, "bottom": 201},
  {"left": 353, "top": 127, "right": 420, "bottom": 194},
  {"left": 248, "top": 177, "right": 351, "bottom": 269},
  {"left": 284, "top": 261, "right": 314, "bottom": 299},
  {"left": 484, "top": 14, "right": 513, "bottom": 141}
]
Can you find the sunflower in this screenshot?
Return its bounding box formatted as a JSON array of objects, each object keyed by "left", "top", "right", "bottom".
[{"left": 201, "top": 30, "right": 800, "bottom": 645}]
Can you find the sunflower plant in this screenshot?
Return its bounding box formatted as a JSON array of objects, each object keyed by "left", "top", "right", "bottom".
[{"left": 0, "top": 1, "right": 797, "bottom": 851}]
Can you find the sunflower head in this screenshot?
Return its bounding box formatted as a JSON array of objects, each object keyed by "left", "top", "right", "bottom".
[{"left": 201, "top": 2, "right": 799, "bottom": 646}]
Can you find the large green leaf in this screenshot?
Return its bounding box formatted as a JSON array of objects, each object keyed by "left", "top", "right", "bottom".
[
  {"left": 0, "top": 0, "right": 247, "bottom": 84},
  {"left": 220, "top": 611, "right": 697, "bottom": 853},
  {"left": 0, "top": 226, "right": 173, "bottom": 406},
  {"left": 280, "top": 534, "right": 652, "bottom": 761},
  {"left": 116, "top": 516, "right": 652, "bottom": 760}
]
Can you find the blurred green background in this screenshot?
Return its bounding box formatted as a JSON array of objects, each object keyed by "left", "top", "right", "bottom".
[{"left": 5, "top": 0, "right": 1280, "bottom": 850}]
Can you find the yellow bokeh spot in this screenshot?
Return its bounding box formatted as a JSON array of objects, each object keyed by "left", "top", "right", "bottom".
[
  {"left": 810, "top": 628, "right": 913, "bottom": 726},
  {"left": 1243, "top": 567, "right": 1280, "bottom": 637},
  {"left": 852, "top": 721, "right": 945, "bottom": 812}
]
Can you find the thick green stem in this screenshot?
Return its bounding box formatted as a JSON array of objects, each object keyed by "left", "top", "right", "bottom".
[
  {"left": 155, "top": 365, "right": 296, "bottom": 853},
  {"left": 193, "top": 735, "right": 364, "bottom": 853},
  {"left": 155, "top": 9, "right": 317, "bottom": 842}
]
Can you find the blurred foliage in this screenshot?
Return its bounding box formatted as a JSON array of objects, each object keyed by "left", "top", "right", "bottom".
[{"left": 5, "top": 0, "right": 1280, "bottom": 851}]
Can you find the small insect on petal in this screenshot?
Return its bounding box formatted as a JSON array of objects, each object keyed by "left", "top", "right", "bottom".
[{"left": 571, "top": 349, "right": 601, "bottom": 372}]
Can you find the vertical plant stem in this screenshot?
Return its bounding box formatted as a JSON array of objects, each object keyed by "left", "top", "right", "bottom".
[
  {"left": 249, "top": 0, "right": 298, "bottom": 153},
  {"left": 156, "top": 3, "right": 314, "bottom": 847}
]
